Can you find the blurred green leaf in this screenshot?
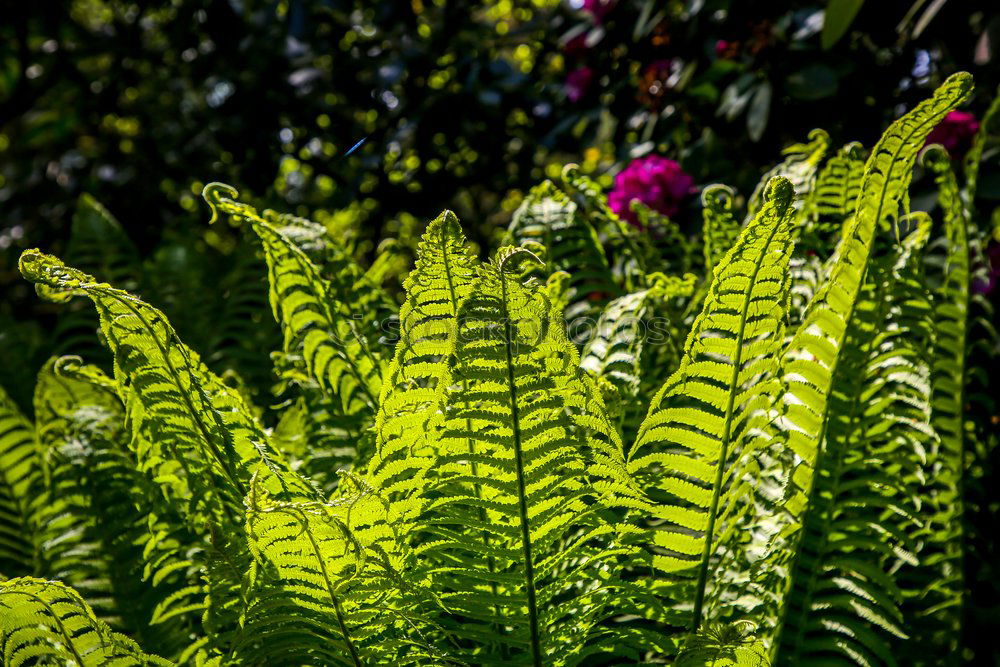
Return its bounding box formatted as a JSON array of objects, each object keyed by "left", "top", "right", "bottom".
[
  {"left": 747, "top": 80, "right": 772, "bottom": 142},
  {"left": 821, "top": 0, "right": 866, "bottom": 49}
]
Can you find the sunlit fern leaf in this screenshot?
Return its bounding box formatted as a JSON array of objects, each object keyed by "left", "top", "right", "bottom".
[
  {"left": 807, "top": 142, "right": 866, "bottom": 237},
  {"left": 238, "top": 474, "right": 442, "bottom": 666},
  {"left": 963, "top": 84, "right": 1000, "bottom": 198},
  {"left": 627, "top": 177, "right": 797, "bottom": 640},
  {"left": 36, "top": 356, "right": 198, "bottom": 659},
  {"left": 581, "top": 272, "right": 697, "bottom": 444},
  {"left": 0, "top": 577, "right": 172, "bottom": 666},
  {"left": 747, "top": 130, "right": 829, "bottom": 220},
  {"left": 778, "top": 217, "right": 936, "bottom": 667},
  {"left": 368, "top": 211, "right": 479, "bottom": 522},
  {"left": 18, "top": 248, "right": 317, "bottom": 657},
  {"left": 0, "top": 385, "right": 39, "bottom": 578},
  {"left": 702, "top": 185, "right": 741, "bottom": 279},
  {"left": 203, "top": 184, "right": 385, "bottom": 417},
  {"left": 264, "top": 207, "right": 398, "bottom": 336},
  {"left": 18, "top": 249, "right": 312, "bottom": 516},
  {"left": 51, "top": 195, "right": 141, "bottom": 361},
  {"left": 897, "top": 145, "right": 971, "bottom": 659},
  {"left": 677, "top": 620, "right": 770, "bottom": 666},
  {"left": 766, "top": 71, "right": 974, "bottom": 660},
  {"left": 415, "top": 245, "right": 637, "bottom": 665},
  {"left": 508, "top": 181, "right": 619, "bottom": 343}
]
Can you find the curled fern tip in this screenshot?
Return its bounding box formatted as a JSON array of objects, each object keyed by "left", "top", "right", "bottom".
[{"left": 202, "top": 181, "right": 240, "bottom": 224}]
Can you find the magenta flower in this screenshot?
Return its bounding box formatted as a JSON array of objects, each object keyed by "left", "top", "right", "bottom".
[
  {"left": 715, "top": 39, "right": 739, "bottom": 59},
  {"left": 608, "top": 155, "right": 695, "bottom": 226},
  {"left": 565, "top": 67, "right": 594, "bottom": 102},
  {"left": 581, "top": 0, "right": 616, "bottom": 23},
  {"left": 925, "top": 110, "right": 980, "bottom": 158}
]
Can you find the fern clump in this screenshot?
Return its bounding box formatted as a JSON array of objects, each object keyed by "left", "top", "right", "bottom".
[{"left": 1, "top": 71, "right": 996, "bottom": 666}]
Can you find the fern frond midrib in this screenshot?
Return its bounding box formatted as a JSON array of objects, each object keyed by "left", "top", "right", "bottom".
[
  {"left": 93, "top": 282, "right": 247, "bottom": 502},
  {"left": 440, "top": 219, "right": 508, "bottom": 651},
  {"left": 781, "top": 264, "right": 899, "bottom": 657},
  {"left": 498, "top": 269, "right": 543, "bottom": 667},
  {"left": 691, "top": 190, "right": 792, "bottom": 631},
  {"left": 289, "top": 504, "right": 363, "bottom": 667},
  {"left": 775, "top": 104, "right": 951, "bottom": 663},
  {"left": 253, "top": 218, "right": 381, "bottom": 408},
  {"left": 8, "top": 589, "right": 89, "bottom": 665}
]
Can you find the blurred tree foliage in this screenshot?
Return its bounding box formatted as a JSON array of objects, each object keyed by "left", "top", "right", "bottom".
[{"left": 1, "top": 0, "right": 998, "bottom": 394}]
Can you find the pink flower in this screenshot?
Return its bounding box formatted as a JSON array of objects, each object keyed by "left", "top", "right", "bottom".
[
  {"left": 565, "top": 67, "right": 594, "bottom": 102},
  {"left": 582, "top": 0, "right": 616, "bottom": 23},
  {"left": 714, "top": 39, "right": 739, "bottom": 59},
  {"left": 608, "top": 155, "right": 695, "bottom": 226},
  {"left": 925, "top": 110, "right": 980, "bottom": 158}
]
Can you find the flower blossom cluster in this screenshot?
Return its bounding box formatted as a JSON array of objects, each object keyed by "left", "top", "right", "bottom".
[{"left": 608, "top": 155, "right": 695, "bottom": 226}]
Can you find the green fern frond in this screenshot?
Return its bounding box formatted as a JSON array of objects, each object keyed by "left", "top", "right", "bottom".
[
  {"left": 0, "top": 385, "right": 39, "bottom": 578},
  {"left": 892, "top": 144, "right": 972, "bottom": 659},
  {"left": 777, "top": 216, "right": 936, "bottom": 666},
  {"left": 19, "top": 249, "right": 312, "bottom": 516},
  {"left": 702, "top": 185, "right": 740, "bottom": 278},
  {"left": 203, "top": 183, "right": 387, "bottom": 416},
  {"left": 508, "top": 181, "right": 619, "bottom": 341},
  {"left": 767, "top": 71, "right": 973, "bottom": 662},
  {"left": 808, "top": 142, "right": 866, "bottom": 235},
  {"left": 31, "top": 356, "right": 198, "bottom": 657},
  {"left": 238, "top": 474, "right": 438, "bottom": 666},
  {"left": 18, "top": 248, "right": 322, "bottom": 657},
  {"left": 0, "top": 577, "right": 172, "bottom": 666},
  {"left": 747, "top": 129, "right": 829, "bottom": 219},
  {"left": 581, "top": 272, "right": 697, "bottom": 442},
  {"left": 628, "top": 176, "right": 797, "bottom": 636},
  {"left": 415, "top": 244, "right": 634, "bottom": 665},
  {"left": 265, "top": 207, "right": 398, "bottom": 334},
  {"left": 369, "top": 211, "right": 479, "bottom": 517}
]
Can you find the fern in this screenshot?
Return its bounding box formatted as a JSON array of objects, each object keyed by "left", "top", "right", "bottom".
[
  {"left": 778, "top": 217, "right": 935, "bottom": 666},
  {"left": 769, "top": 71, "right": 973, "bottom": 662},
  {"left": 628, "top": 176, "right": 797, "bottom": 645},
  {"left": 0, "top": 385, "right": 39, "bottom": 578},
  {"left": 204, "top": 183, "right": 386, "bottom": 418},
  {"left": 702, "top": 185, "right": 741, "bottom": 278},
  {"left": 808, "top": 142, "right": 866, "bottom": 236},
  {"left": 581, "top": 272, "right": 697, "bottom": 443},
  {"left": 414, "top": 245, "right": 636, "bottom": 665},
  {"left": 4, "top": 69, "right": 994, "bottom": 667},
  {"left": 369, "top": 210, "right": 479, "bottom": 518},
  {"left": 508, "top": 181, "right": 619, "bottom": 341},
  {"left": 0, "top": 577, "right": 171, "bottom": 666}
]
